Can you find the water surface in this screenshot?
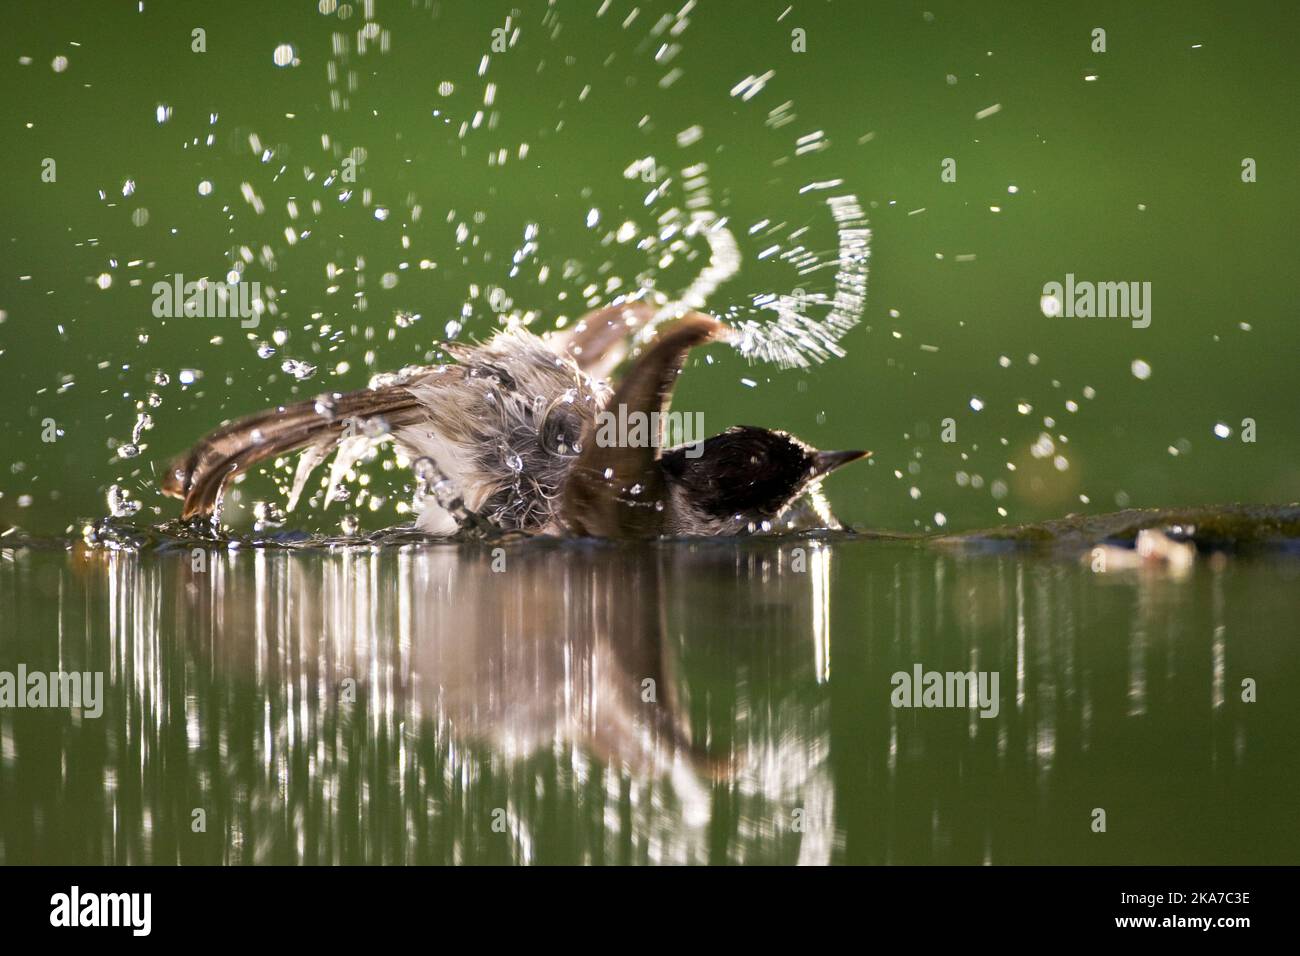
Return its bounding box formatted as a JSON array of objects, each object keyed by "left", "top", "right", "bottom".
[{"left": 2, "top": 528, "right": 1296, "bottom": 865}]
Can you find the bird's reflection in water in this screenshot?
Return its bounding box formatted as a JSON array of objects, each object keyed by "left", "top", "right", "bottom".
[
  {"left": 2, "top": 535, "right": 1296, "bottom": 865},
  {"left": 97, "top": 539, "right": 836, "bottom": 864}
]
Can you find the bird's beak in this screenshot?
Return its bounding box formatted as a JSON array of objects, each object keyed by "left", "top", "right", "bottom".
[{"left": 811, "top": 449, "right": 871, "bottom": 477}]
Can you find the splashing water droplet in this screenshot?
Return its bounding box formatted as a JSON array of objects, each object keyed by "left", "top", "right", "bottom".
[
  {"left": 281, "top": 358, "right": 317, "bottom": 380},
  {"left": 412, "top": 457, "right": 438, "bottom": 482},
  {"left": 131, "top": 413, "right": 152, "bottom": 443},
  {"left": 432, "top": 479, "right": 458, "bottom": 509},
  {"left": 254, "top": 501, "right": 287, "bottom": 530},
  {"left": 107, "top": 484, "right": 140, "bottom": 517},
  {"left": 1031, "top": 433, "right": 1056, "bottom": 459}
]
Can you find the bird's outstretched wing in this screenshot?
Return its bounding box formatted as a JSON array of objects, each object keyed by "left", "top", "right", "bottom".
[
  {"left": 549, "top": 299, "right": 659, "bottom": 380},
  {"left": 160, "top": 380, "right": 451, "bottom": 520},
  {"left": 562, "top": 312, "right": 722, "bottom": 537},
  {"left": 161, "top": 299, "right": 709, "bottom": 526}
]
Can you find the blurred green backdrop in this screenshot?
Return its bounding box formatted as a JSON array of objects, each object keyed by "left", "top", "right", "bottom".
[{"left": 1, "top": 0, "right": 1296, "bottom": 536}]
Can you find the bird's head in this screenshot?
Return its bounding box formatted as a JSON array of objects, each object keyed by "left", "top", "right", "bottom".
[{"left": 660, "top": 425, "right": 869, "bottom": 527}]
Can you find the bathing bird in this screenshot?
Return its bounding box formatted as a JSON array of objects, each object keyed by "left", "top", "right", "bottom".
[{"left": 161, "top": 303, "right": 868, "bottom": 537}]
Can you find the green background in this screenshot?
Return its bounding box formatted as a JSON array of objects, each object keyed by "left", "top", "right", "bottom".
[{"left": 2, "top": 0, "right": 1296, "bottom": 536}]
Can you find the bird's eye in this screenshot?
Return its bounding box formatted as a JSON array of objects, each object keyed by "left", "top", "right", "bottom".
[{"left": 540, "top": 399, "right": 583, "bottom": 457}]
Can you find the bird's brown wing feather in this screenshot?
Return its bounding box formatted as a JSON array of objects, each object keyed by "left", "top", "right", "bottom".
[
  {"left": 562, "top": 312, "right": 722, "bottom": 537},
  {"left": 161, "top": 384, "right": 440, "bottom": 520},
  {"left": 550, "top": 300, "right": 659, "bottom": 379}
]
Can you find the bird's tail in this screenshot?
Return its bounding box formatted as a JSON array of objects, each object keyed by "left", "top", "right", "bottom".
[{"left": 161, "top": 385, "right": 429, "bottom": 520}]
